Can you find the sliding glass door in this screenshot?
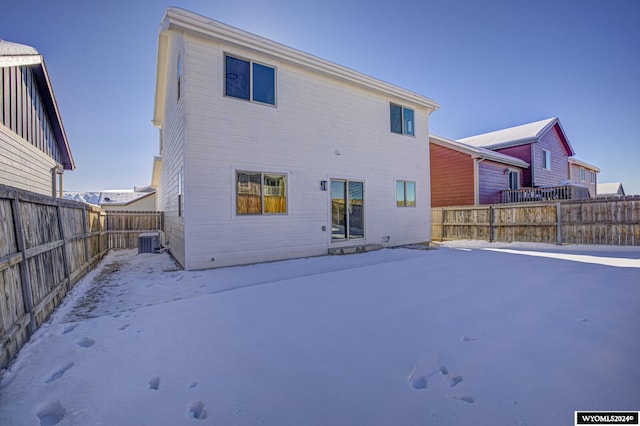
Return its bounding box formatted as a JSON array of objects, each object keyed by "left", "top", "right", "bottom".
[{"left": 331, "top": 179, "right": 364, "bottom": 241}]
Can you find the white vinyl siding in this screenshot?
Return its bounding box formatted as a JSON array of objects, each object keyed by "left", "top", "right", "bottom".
[{"left": 155, "top": 16, "right": 436, "bottom": 269}]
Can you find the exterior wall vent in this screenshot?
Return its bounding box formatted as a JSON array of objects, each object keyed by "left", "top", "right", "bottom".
[{"left": 138, "top": 232, "right": 161, "bottom": 253}]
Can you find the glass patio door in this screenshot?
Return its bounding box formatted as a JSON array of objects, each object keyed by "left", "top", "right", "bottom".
[{"left": 331, "top": 180, "right": 364, "bottom": 240}]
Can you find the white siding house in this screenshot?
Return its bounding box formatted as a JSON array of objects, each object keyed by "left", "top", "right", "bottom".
[
  {"left": 0, "top": 40, "right": 74, "bottom": 196},
  {"left": 152, "top": 8, "right": 439, "bottom": 270}
]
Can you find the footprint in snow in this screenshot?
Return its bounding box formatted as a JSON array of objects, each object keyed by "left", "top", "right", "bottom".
[
  {"left": 44, "top": 362, "right": 74, "bottom": 383},
  {"left": 407, "top": 366, "right": 428, "bottom": 390},
  {"left": 461, "top": 336, "right": 477, "bottom": 342},
  {"left": 189, "top": 381, "right": 198, "bottom": 389},
  {"left": 188, "top": 401, "right": 208, "bottom": 420},
  {"left": 149, "top": 376, "right": 160, "bottom": 390},
  {"left": 447, "top": 394, "right": 475, "bottom": 404},
  {"left": 62, "top": 323, "right": 78, "bottom": 334},
  {"left": 439, "top": 366, "right": 463, "bottom": 388},
  {"left": 118, "top": 323, "right": 130, "bottom": 331},
  {"left": 75, "top": 337, "right": 95, "bottom": 348},
  {"left": 36, "top": 400, "right": 65, "bottom": 426}
]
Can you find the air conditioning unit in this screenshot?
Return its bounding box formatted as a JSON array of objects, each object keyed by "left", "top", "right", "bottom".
[{"left": 138, "top": 232, "right": 160, "bottom": 254}]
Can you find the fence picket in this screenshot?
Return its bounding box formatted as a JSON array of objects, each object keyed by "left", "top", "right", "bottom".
[{"left": 0, "top": 184, "right": 163, "bottom": 369}]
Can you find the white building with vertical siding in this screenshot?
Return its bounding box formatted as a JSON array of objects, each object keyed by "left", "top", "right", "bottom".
[
  {"left": 152, "top": 8, "right": 439, "bottom": 270},
  {"left": 0, "top": 40, "right": 74, "bottom": 196}
]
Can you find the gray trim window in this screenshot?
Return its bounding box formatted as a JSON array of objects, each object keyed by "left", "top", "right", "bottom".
[
  {"left": 396, "top": 180, "right": 416, "bottom": 207},
  {"left": 390, "top": 103, "right": 414, "bottom": 136},
  {"left": 236, "top": 171, "right": 286, "bottom": 215},
  {"left": 542, "top": 149, "right": 551, "bottom": 170},
  {"left": 225, "top": 54, "right": 275, "bottom": 105},
  {"left": 508, "top": 170, "right": 519, "bottom": 190}
]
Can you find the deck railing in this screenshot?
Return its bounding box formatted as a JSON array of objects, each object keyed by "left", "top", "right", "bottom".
[{"left": 501, "top": 185, "right": 590, "bottom": 203}]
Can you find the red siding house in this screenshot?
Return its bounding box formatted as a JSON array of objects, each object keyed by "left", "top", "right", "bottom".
[{"left": 430, "top": 135, "right": 528, "bottom": 207}]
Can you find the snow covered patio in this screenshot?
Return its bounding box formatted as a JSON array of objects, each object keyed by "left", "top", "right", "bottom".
[{"left": 1, "top": 243, "right": 639, "bottom": 425}]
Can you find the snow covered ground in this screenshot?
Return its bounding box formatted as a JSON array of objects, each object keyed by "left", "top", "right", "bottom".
[{"left": 0, "top": 242, "right": 638, "bottom": 425}]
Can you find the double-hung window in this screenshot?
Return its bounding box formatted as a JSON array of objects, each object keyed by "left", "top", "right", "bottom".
[
  {"left": 236, "top": 171, "right": 286, "bottom": 215},
  {"left": 225, "top": 55, "right": 276, "bottom": 105},
  {"left": 396, "top": 180, "right": 416, "bottom": 207},
  {"left": 390, "top": 103, "right": 414, "bottom": 136},
  {"left": 579, "top": 168, "right": 586, "bottom": 181},
  {"left": 589, "top": 171, "right": 596, "bottom": 184},
  {"left": 542, "top": 149, "right": 551, "bottom": 170}
]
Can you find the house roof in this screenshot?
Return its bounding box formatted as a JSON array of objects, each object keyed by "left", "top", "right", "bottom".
[
  {"left": 458, "top": 117, "right": 575, "bottom": 156},
  {"left": 99, "top": 190, "right": 156, "bottom": 206},
  {"left": 153, "top": 7, "right": 440, "bottom": 127},
  {"left": 0, "top": 40, "right": 75, "bottom": 170},
  {"left": 430, "top": 134, "right": 529, "bottom": 168},
  {"left": 568, "top": 157, "right": 600, "bottom": 172},
  {"left": 597, "top": 182, "right": 625, "bottom": 196}
]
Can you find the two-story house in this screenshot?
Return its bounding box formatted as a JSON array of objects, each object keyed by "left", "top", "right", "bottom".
[
  {"left": 152, "top": 8, "right": 439, "bottom": 269},
  {"left": 0, "top": 40, "right": 74, "bottom": 196}
]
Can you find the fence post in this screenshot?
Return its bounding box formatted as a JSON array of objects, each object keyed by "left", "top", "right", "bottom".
[
  {"left": 489, "top": 205, "right": 494, "bottom": 242},
  {"left": 11, "top": 194, "right": 36, "bottom": 336},
  {"left": 441, "top": 208, "right": 446, "bottom": 241},
  {"left": 55, "top": 203, "right": 71, "bottom": 292},
  {"left": 556, "top": 202, "right": 562, "bottom": 245}
]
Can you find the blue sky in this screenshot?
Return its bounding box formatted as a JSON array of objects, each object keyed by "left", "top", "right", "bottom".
[{"left": 2, "top": 0, "right": 639, "bottom": 194}]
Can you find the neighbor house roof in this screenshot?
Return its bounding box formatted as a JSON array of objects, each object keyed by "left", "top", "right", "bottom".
[
  {"left": 0, "top": 40, "right": 75, "bottom": 170},
  {"left": 430, "top": 134, "right": 529, "bottom": 168},
  {"left": 458, "top": 117, "right": 575, "bottom": 156},
  {"left": 153, "top": 7, "right": 440, "bottom": 127},
  {"left": 99, "top": 190, "right": 156, "bottom": 206},
  {"left": 597, "top": 182, "right": 625, "bottom": 196},
  {"left": 568, "top": 158, "right": 600, "bottom": 172}
]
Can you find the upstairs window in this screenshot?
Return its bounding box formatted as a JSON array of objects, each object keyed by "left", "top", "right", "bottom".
[
  {"left": 225, "top": 55, "right": 275, "bottom": 105},
  {"left": 390, "top": 103, "right": 414, "bottom": 136},
  {"left": 589, "top": 171, "right": 596, "bottom": 184},
  {"left": 542, "top": 149, "right": 551, "bottom": 170},
  {"left": 579, "top": 168, "right": 586, "bottom": 181},
  {"left": 396, "top": 180, "right": 416, "bottom": 207}
]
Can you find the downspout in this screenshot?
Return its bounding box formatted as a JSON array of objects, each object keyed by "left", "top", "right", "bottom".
[{"left": 473, "top": 157, "right": 486, "bottom": 205}]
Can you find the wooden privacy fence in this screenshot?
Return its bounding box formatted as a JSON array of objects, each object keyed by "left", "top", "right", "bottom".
[
  {"left": 0, "top": 184, "right": 163, "bottom": 369},
  {"left": 432, "top": 196, "right": 640, "bottom": 246}
]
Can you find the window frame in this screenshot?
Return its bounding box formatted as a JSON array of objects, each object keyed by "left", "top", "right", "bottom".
[
  {"left": 507, "top": 170, "right": 520, "bottom": 190},
  {"left": 330, "top": 179, "right": 365, "bottom": 241},
  {"left": 390, "top": 103, "right": 415, "bottom": 136},
  {"left": 542, "top": 149, "right": 551, "bottom": 170},
  {"left": 177, "top": 163, "right": 184, "bottom": 217},
  {"left": 224, "top": 53, "right": 276, "bottom": 106},
  {"left": 579, "top": 168, "right": 586, "bottom": 181},
  {"left": 589, "top": 171, "right": 596, "bottom": 184},
  {"left": 177, "top": 53, "right": 182, "bottom": 102},
  {"left": 396, "top": 180, "right": 416, "bottom": 207},
  {"left": 235, "top": 170, "right": 287, "bottom": 216}
]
